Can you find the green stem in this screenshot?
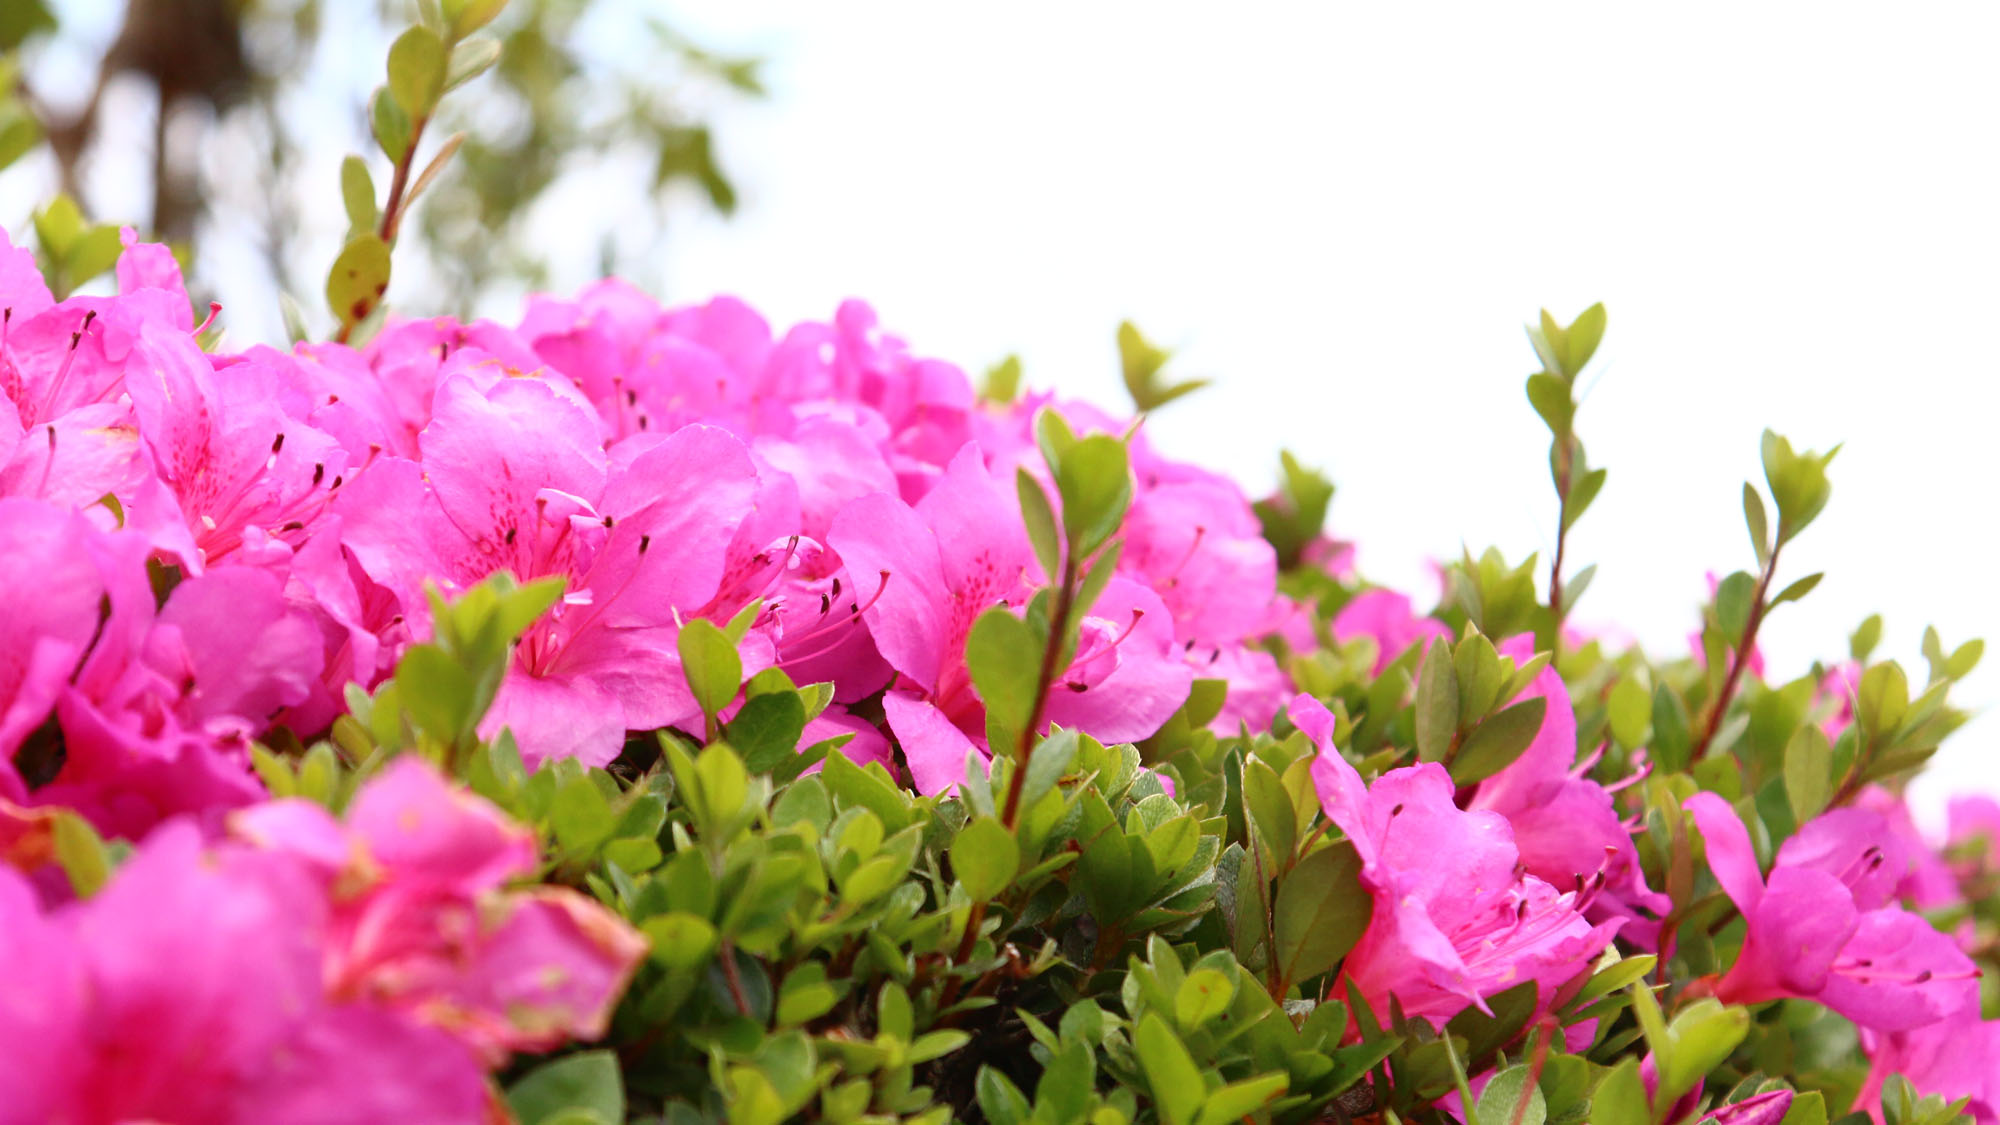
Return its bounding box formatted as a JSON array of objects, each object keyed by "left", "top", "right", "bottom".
[{"left": 1691, "top": 541, "right": 1783, "bottom": 760}]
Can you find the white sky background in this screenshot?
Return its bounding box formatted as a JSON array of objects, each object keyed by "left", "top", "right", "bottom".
[
  {"left": 8, "top": 3, "right": 1998, "bottom": 812},
  {"left": 645, "top": 3, "right": 2000, "bottom": 813}
]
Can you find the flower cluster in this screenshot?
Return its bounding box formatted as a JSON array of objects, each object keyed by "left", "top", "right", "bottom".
[
  {"left": 1, "top": 231, "right": 1290, "bottom": 829},
  {"left": 0, "top": 758, "right": 643, "bottom": 1121},
  {"left": 1, "top": 225, "right": 1996, "bottom": 1122}
]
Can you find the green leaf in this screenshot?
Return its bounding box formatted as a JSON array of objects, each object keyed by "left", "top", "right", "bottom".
[
  {"left": 1658, "top": 998, "right": 1749, "bottom": 1101},
  {"left": 951, "top": 816, "right": 1019, "bottom": 901},
  {"left": 550, "top": 773, "right": 616, "bottom": 853},
  {"left": 506, "top": 1050, "right": 623, "bottom": 1125},
  {"left": 1414, "top": 637, "right": 1460, "bottom": 763},
  {"left": 387, "top": 26, "right": 448, "bottom": 118},
  {"left": 1174, "top": 968, "right": 1236, "bottom": 1029},
  {"left": 982, "top": 355, "right": 1024, "bottom": 404},
  {"left": 775, "top": 964, "right": 840, "bottom": 1026},
  {"left": 642, "top": 912, "right": 719, "bottom": 971},
  {"left": 0, "top": 0, "right": 57, "bottom": 51},
  {"left": 1782, "top": 1092, "right": 1829, "bottom": 1125},
  {"left": 1038, "top": 1041, "right": 1097, "bottom": 1123},
  {"left": 1948, "top": 638, "right": 1985, "bottom": 680},
  {"left": 1017, "top": 468, "right": 1062, "bottom": 581},
  {"left": 1451, "top": 696, "right": 1549, "bottom": 785},
  {"left": 0, "top": 104, "right": 42, "bottom": 175},
  {"left": 1744, "top": 483, "right": 1771, "bottom": 565},
  {"left": 1651, "top": 685, "right": 1693, "bottom": 772},
  {"left": 33, "top": 193, "right": 82, "bottom": 258},
  {"left": 1856, "top": 661, "right": 1910, "bottom": 738},
  {"left": 1563, "top": 302, "right": 1608, "bottom": 373},
  {"left": 340, "top": 156, "right": 377, "bottom": 234},
  {"left": 443, "top": 0, "right": 508, "bottom": 36},
  {"left": 1134, "top": 1014, "right": 1204, "bottom": 1125},
  {"left": 444, "top": 34, "right": 503, "bottom": 93},
  {"left": 1715, "top": 570, "right": 1758, "bottom": 640},
  {"left": 1055, "top": 434, "right": 1133, "bottom": 558},
  {"left": 1271, "top": 840, "right": 1370, "bottom": 987},
  {"left": 1851, "top": 615, "right": 1884, "bottom": 663},
  {"left": 370, "top": 89, "right": 412, "bottom": 163},
  {"left": 1563, "top": 467, "right": 1607, "bottom": 531},
  {"left": 326, "top": 233, "right": 392, "bottom": 331},
  {"left": 1607, "top": 676, "right": 1650, "bottom": 748},
  {"left": 394, "top": 644, "right": 475, "bottom": 741},
  {"left": 976, "top": 1067, "right": 1032, "bottom": 1125},
  {"left": 1560, "top": 562, "right": 1597, "bottom": 616},
  {"left": 1525, "top": 372, "right": 1573, "bottom": 435},
  {"left": 1193, "top": 1074, "right": 1289, "bottom": 1125},
  {"left": 52, "top": 812, "right": 111, "bottom": 898},
  {"left": 1785, "top": 724, "right": 1833, "bottom": 824},
  {"left": 1587, "top": 1058, "right": 1648, "bottom": 1125},
  {"left": 66, "top": 225, "right": 123, "bottom": 285},
  {"left": 726, "top": 689, "right": 808, "bottom": 773},
  {"left": 1476, "top": 1064, "right": 1547, "bottom": 1125},
  {"left": 1771, "top": 572, "right": 1824, "bottom": 609},
  {"left": 966, "top": 608, "right": 1040, "bottom": 749},
  {"left": 677, "top": 618, "right": 743, "bottom": 727}
]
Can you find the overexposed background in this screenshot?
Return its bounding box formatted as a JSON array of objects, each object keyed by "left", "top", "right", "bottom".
[
  {"left": 649, "top": 3, "right": 2000, "bottom": 814},
  {"left": 8, "top": 3, "right": 1996, "bottom": 810}
]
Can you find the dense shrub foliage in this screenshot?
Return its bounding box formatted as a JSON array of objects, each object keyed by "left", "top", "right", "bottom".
[
  {"left": 0, "top": 217, "right": 1997, "bottom": 1125},
  {"left": 0, "top": 7, "right": 1995, "bottom": 1122}
]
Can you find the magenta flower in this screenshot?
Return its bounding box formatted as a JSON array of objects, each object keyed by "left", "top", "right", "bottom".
[
  {"left": 1684, "top": 792, "right": 1979, "bottom": 1030},
  {"left": 1331, "top": 589, "right": 1451, "bottom": 675},
  {"left": 340, "top": 374, "right": 762, "bottom": 766},
  {"left": 236, "top": 758, "right": 647, "bottom": 1061},
  {"left": 1291, "top": 694, "right": 1617, "bottom": 1025},
  {"left": 1858, "top": 1016, "right": 2000, "bottom": 1125},
  {"left": 1470, "top": 636, "right": 1669, "bottom": 938},
  {"left": 830, "top": 444, "right": 1190, "bottom": 794},
  {"left": 0, "top": 821, "right": 492, "bottom": 1123}
]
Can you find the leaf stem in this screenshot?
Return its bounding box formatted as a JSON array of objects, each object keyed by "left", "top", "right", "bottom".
[
  {"left": 1691, "top": 541, "right": 1783, "bottom": 760},
  {"left": 998, "top": 555, "right": 1080, "bottom": 830},
  {"left": 335, "top": 112, "right": 427, "bottom": 346}
]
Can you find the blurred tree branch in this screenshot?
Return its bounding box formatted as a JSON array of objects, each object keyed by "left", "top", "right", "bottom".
[{"left": 4, "top": 0, "right": 761, "bottom": 328}]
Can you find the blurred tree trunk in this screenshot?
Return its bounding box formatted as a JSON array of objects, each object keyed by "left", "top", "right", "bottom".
[{"left": 43, "top": 0, "right": 249, "bottom": 242}]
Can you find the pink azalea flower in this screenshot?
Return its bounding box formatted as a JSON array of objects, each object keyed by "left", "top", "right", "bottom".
[
  {"left": 1684, "top": 793, "right": 1979, "bottom": 1030},
  {"left": 1331, "top": 589, "right": 1450, "bottom": 675},
  {"left": 1815, "top": 660, "right": 1862, "bottom": 739},
  {"left": 1291, "top": 695, "right": 1617, "bottom": 1026},
  {"left": 830, "top": 444, "right": 1190, "bottom": 794},
  {"left": 1470, "top": 636, "right": 1670, "bottom": 939},
  {"left": 237, "top": 759, "right": 645, "bottom": 1061},
  {"left": 1857, "top": 1016, "right": 2000, "bottom": 1125},
  {"left": 123, "top": 321, "right": 352, "bottom": 570},
  {"left": 340, "top": 374, "right": 762, "bottom": 766},
  {"left": 1121, "top": 475, "right": 1278, "bottom": 649},
  {"left": 0, "top": 821, "right": 493, "bottom": 1123},
  {"left": 1852, "top": 785, "right": 1960, "bottom": 910}
]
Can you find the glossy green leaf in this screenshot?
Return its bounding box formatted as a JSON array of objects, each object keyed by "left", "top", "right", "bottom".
[
  {"left": 1452, "top": 696, "right": 1549, "bottom": 784},
  {"left": 1055, "top": 434, "right": 1133, "bottom": 558},
  {"left": 326, "top": 232, "right": 391, "bottom": 330},
  {"left": 966, "top": 607, "right": 1040, "bottom": 749},
  {"left": 951, "top": 816, "right": 1019, "bottom": 901},
  {"left": 1476, "top": 1064, "right": 1547, "bottom": 1125},
  {"left": 506, "top": 1050, "right": 623, "bottom": 1125},
  {"left": 677, "top": 618, "right": 743, "bottom": 725},
  {"left": 1271, "top": 840, "right": 1370, "bottom": 987},
  {"left": 1414, "top": 637, "right": 1460, "bottom": 763},
  {"left": 387, "top": 26, "right": 448, "bottom": 117}
]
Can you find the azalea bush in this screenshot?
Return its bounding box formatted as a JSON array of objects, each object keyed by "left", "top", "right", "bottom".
[{"left": 1, "top": 6, "right": 1998, "bottom": 1125}]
